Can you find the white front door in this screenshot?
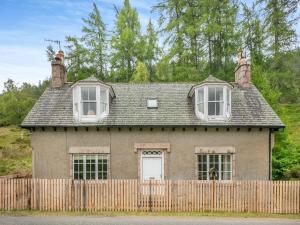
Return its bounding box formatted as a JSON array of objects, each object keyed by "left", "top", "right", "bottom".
[{"left": 141, "top": 151, "right": 163, "bottom": 181}]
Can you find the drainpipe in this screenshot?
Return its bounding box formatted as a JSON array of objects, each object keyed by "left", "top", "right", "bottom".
[{"left": 268, "top": 128, "right": 272, "bottom": 180}]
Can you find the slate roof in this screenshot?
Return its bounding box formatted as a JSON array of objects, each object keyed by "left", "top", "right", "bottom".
[{"left": 21, "top": 80, "right": 284, "bottom": 128}]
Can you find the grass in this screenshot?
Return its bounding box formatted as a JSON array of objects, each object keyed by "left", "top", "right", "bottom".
[
  {"left": 0, "top": 210, "right": 299, "bottom": 219},
  {"left": 280, "top": 104, "right": 300, "bottom": 147},
  {"left": 0, "top": 126, "right": 31, "bottom": 176}
]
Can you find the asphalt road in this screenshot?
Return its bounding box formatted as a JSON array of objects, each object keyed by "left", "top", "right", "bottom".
[{"left": 0, "top": 216, "right": 299, "bottom": 225}]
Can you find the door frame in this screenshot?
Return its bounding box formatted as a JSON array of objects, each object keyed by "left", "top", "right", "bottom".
[{"left": 140, "top": 150, "right": 164, "bottom": 181}]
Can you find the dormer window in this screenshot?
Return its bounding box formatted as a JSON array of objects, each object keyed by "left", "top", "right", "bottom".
[
  {"left": 72, "top": 76, "right": 114, "bottom": 123},
  {"left": 195, "top": 85, "right": 231, "bottom": 121}
]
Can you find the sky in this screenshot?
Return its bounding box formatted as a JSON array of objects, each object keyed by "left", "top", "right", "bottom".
[
  {"left": 0, "top": 0, "right": 159, "bottom": 92},
  {"left": 0, "top": 0, "right": 299, "bottom": 92}
]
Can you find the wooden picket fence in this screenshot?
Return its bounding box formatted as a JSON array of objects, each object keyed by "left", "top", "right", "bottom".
[{"left": 0, "top": 179, "right": 299, "bottom": 213}]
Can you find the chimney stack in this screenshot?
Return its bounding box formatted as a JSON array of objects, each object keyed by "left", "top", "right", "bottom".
[
  {"left": 51, "top": 50, "right": 67, "bottom": 88},
  {"left": 234, "top": 52, "right": 251, "bottom": 87}
]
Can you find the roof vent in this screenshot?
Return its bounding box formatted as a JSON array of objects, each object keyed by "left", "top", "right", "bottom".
[{"left": 147, "top": 99, "right": 158, "bottom": 108}]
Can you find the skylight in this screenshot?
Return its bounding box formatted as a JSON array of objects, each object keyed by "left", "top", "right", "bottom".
[{"left": 147, "top": 99, "right": 158, "bottom": 108}]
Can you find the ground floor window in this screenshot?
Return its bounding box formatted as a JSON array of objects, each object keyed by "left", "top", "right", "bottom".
[
  {"left": 73, "top": 154, "right": 108, "bottom": 180},
  {"left": 197, "top": 154, "right": 232, "bottom": 180}
]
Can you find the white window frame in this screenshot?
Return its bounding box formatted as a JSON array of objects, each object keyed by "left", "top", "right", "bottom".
[
  {"left": 72, "top": 154, "right": 108, "bottom": 180},
  {"left": 195, "top": 85, "right": 231, "bottom": 121},
  {"left": 197, "top": 154, "right": 232, "bottom": 181},
  {"left": 73, "top": 85, "right": 109, "bottom": 122},
  {"left": 81, "top": 86, "right": 97, "bottom": 118}
]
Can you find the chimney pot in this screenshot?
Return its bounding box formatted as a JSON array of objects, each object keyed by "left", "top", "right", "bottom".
[
  {"left": 51, "top": 51, "right": 67, "bottom": 88},
  {"left": 234, "top": 53, "right": 251, "bottom": 87}
]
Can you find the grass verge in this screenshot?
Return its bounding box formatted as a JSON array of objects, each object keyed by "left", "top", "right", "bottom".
[{"left": 0, "top": 210, "right": 299, "bottom": 219}]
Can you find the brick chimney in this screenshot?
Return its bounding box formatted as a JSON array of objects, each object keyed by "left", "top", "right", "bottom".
[
  {"left": 234, "top": 52, "right": 251, "bottom": 87},
  {"left": 51, "top": 50, "right": 67, "bottom": 88}
]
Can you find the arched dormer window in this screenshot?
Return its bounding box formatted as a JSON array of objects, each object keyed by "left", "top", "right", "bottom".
[
  {"left": 189, "top": 75, "right": 232, "bottom": 121},
  {"left": 72, "top": 76, "right": 115, "bottom": 123}
]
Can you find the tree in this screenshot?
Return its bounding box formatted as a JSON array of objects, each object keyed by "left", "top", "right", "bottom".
[
  {"left": 242, "top": 2, "right": 265, "bottom": 64},
  {"left": 64, "top": 3, "right": 107, "bottom": 81},
  {"left": 260, "top": 0, "right": 300, "bottom": 57},
  {"left": 201, "top": 0, "right": 241, "bottom": 80},
  {"left": 144, "top": 20, "right": 161, "bottom": 81},
  {"left": 110, "top": 0, "right": 142, "bottom": 82},
  {"left": 0, "top": 79, "right": 49, "bottom": 126},
  {"left": 154, "top": 0, "right": 240, "bottom": 81},
  {"left": 46, "top": 45, "right": 56, "bottom": 62},
  {"left": 130, "top": 61, "right": 150, "bottom": 83},
  {"left": 81, "top": 2, "right": 107, "bottom": 80},
  {"left": 65, "top": 36, "right": 91, "bottom": 81}
]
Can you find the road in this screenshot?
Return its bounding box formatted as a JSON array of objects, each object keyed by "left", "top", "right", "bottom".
[{"left": 0, "top": 216, "right": 299, "bottom": 225}]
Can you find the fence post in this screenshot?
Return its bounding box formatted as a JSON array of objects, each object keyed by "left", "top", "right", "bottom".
[{"left": 149, "top": 179, "right": 152, "bottom": 212}]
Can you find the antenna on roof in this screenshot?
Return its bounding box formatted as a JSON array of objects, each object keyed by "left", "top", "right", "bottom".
[{"left": 45, "top": 39, "right": 61, "bottom": 50}]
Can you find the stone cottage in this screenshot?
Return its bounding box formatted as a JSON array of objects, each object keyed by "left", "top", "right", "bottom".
[{"left": 21, "top": 51, "right": 284, "bottom": 180}]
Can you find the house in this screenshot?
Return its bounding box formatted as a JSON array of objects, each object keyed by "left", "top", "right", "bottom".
[{"left": 21, "top": 51, "right": 284, "bottom": 181}]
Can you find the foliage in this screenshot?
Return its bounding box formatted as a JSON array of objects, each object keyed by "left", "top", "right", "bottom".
[
  {"left": 130, "top": 61, "right": 150, "bottom": 83},
  {"left": 259, "top": 0, "right": 300, "bottom": 56},
  {"left": 64, "top": 3, "right": 107, "bottom": 82},
  {"left": 0, "top": 126, "right": 31, "bottom": 176},
  {"left": 272, "top": 104, "right": 300, "bottom": 180},
  {"left": 110, "top": 0, "right": 143, "bottom": 82},
  {"left": 0, "top": 79, "right": 49, "bottom": 126}
]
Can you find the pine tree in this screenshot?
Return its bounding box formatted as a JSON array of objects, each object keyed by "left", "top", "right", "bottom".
[
  {"left": 154, "top": 0, "right": 185, "bottom": 66},
  {"left": 110, "top": 0, "right": 142, "bottom": 82},
  {"left": 242, "top": 2, "right": 265, "bottom": 64},
  {"left": 144, "top": 20, "right": 160, "bottom": 81},
  {"left": 260, "top": 0, "right": 300, "bottom": 57},
  {"left": 130, "top": 61, "right": 150, "bottom": 83},
  {"left": 201, "top": 0, "right": 240, "bottom": 80},
  {"left": 81, "top": 2, "right": 107, "bottom": 80},
  {"left": 65, "top": 3, "right": 107, "bottom": 81},
  {"left": 65, "top": 36, "right": 90, "bottom": 81}
]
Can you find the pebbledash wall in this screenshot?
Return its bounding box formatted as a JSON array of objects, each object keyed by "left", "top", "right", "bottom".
[{"left": 31, "top": 127, "right": 274, "bottom": 180}]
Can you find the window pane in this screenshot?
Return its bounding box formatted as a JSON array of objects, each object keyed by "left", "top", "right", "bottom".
[
  {"left": 198, "top": 103, "right": 204, "bottom": 113},
  {"left": 81, "top": 87, "right": 89, "bottom": 101},
  {"left": 198, "top": 155, "right": 207, "bottom": 180},
  {"left": 86, "top": 155, "right": 96, "bottom": 180},
  {"left": 216, "top": 102, "right": 223, "bottom": 115},
  {"left": 89, "top": 87, "right": 96, "bottom": 101},
  {"left": 100, "top": 90, "right": 107, "bottom": 114},
  {"left": 208, "top": 102, "right": 215, "bottom": 115},
  {"left": 83, "top": 102, "right": 89, "bottom": 115},
  {"left": 208, "top": 87, "right": 215, "bottom": 101},
  {"left": 89, "top": 102, "right": 97, "bottom": 115},
  {"left": 98, "top": 156, "right": 108, "bottom": 180},
  {"left": 216, "top": 87, "right": 223, "bottom": 101},
  {"left": 198, "top": 89, "right": 204, "bottom": 103}
]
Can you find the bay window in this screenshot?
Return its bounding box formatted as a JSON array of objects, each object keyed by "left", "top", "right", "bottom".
[
  {"left": 196, "top": 85, "right": 231, "bottom": 121},
  {"left": 73, "top": 85, "right": 109, "bottom": 122}
]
